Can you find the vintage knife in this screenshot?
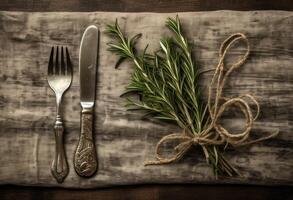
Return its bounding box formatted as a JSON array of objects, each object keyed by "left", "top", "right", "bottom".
[{"left": 74, "top": 25, "right": 99, "bottom": 177}]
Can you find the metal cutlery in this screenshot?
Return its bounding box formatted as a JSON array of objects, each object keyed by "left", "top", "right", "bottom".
[
  {"left": 47, "top": 46, "right": 72, "bottom": 183},
  {"left": 73, "top": 25, "right": 99, "bottom": 177}
]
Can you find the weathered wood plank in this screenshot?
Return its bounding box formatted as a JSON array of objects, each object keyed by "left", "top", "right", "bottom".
[{"left": 0, "top": 11, "right": 292, "bottom": 188}]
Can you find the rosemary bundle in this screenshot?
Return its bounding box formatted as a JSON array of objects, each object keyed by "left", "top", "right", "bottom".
[{"left": 106, "top": 16, "right": 278, "bottom": 177}]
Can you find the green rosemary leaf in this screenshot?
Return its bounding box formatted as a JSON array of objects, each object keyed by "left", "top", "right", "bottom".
[
  {"left": 130, "top": 33, "right": 142, "bottom": 46},
  {"left": 115, "top": 56, "right": 127, "bottom": 69},
  {"left": 106, "top": 16, "right": 237, "bottom": 177}
]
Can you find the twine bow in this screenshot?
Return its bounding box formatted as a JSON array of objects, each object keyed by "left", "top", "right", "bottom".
[{"left": 145, "top": 33, "right": 279, "bottom": 166}]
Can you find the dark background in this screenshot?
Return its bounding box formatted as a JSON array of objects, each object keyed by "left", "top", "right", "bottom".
[{"left": 0, "top": 0, "right": 292, "bottom": 199}]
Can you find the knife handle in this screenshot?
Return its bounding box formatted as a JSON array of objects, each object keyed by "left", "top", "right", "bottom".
[
  {"left": 51, "top": 116, "right": 69, "bottom": 183},
  {"left": 74, "top": 107, "right": 97, "bottom": 177}
]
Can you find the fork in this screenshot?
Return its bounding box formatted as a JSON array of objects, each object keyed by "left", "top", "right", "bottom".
[{"left": 47, "top": 46, "right": 72, "bottom": 183}]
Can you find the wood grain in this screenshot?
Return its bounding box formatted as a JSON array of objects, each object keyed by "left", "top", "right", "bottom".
[
  {"left": 0, "top": 11, "right": 292, "bottom": 188},
  {"left": 0, "top": 0, "right": 292, "bottom": 12},
  {"left": 0, "top": 185, "right": 293, "bottom": 200}
]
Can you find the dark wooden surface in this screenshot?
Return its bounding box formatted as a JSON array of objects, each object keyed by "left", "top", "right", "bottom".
[
  {"left": 0, "top": 184, "right": 293, "bottom": 200},
  {"left": 0, "top": 0, "right": 293, "bottom": 12},
  {"left": 0, "top": 0, "right": 293, "bottom": 199}
]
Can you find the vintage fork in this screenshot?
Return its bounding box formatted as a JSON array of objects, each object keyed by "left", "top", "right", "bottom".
[{"left": 47, "top": 46, "right": 72, "bottom": 183}]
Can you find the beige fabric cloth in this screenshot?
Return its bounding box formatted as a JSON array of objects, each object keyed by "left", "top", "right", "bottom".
[{"left": 0, "top": 11, "right": 292, "bottom": 188}]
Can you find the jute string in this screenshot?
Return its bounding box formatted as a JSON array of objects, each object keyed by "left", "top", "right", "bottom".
[{"left": 145, "top": 33, "right": 279, "bottom": 165}]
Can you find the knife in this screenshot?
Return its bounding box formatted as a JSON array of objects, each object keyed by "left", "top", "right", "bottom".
[{"left": 74, "top": 25, "right": 99, "bottom": 177}]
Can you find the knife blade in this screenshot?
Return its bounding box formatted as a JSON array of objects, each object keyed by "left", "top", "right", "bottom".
[{"left": 74, "top": 25, "right": 99, "bottom": 177}]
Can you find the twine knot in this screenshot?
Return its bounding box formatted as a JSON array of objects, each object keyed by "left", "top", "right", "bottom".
[
  {"left": 144, "top": 33, "right": 279, "bottom": 166},
  {"left": 192, "top": 136, "right": 200, "bottom": 144}
]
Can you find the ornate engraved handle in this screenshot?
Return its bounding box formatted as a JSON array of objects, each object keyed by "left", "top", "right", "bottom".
[
  {"left": 74, "top": 108, "right": 97, "bottom": 177},
  {"left": 51, "top": 116, "right": 69, "bottom": 183}
]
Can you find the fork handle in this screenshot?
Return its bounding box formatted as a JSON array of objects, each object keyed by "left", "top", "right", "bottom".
[
  {"left": 51, "top": 116, "right": 69, "bottom": 183},
  {"left": 74, "top": 107, "right": 97, "bottom": 177}
]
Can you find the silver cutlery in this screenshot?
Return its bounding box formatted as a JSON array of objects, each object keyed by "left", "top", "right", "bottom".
[
  {"left": 73, "top": 25, "right": 99, "bottom": 177},
  {"left": 47, "top": 46, "right": 72, "bottom": 183}
]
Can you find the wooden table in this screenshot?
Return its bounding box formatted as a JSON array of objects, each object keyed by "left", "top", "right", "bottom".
[{"left": 0, "top": 0, "right": 292, "bottom": 199}]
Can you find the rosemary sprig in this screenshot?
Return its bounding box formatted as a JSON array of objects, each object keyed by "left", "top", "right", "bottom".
[{"left": 106, "top": 16, "right": 239, "bottom": 177}]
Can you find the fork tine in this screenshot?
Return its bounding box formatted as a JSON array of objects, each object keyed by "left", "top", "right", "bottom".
[
  {"left": 65, "top": 47, "right": 72, "bottom": 76},
  {"left": 55, "top": 46, "right": 59, "bottom": 75},
  {"left": 61, "top": 46, "right": 66, "bottom": 75},
  {"left": 48, "top": 46, "right": 54, "bottom": 75}
]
